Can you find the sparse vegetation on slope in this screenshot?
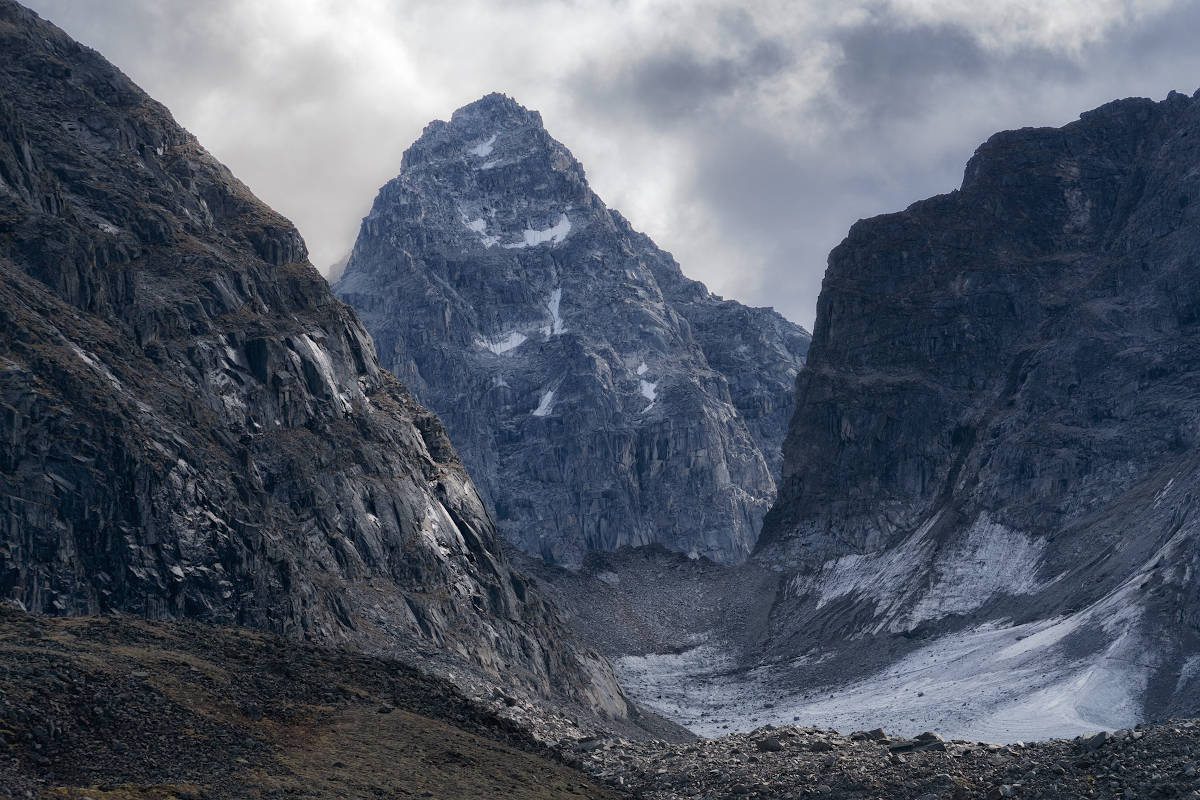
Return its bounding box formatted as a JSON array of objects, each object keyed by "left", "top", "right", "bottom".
[{"left": 0, "top": 605, "right": 625, "bottom": 800}]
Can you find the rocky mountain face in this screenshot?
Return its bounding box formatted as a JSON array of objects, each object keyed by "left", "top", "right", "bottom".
[
  {"left": 742, "top": 89, "right": 1200, "bottom": 736},
  {"left": 334, "top": 94, "right": 809, "bottom": 567},
  {"left": 520, "top": 90, "right": 1200, "bottom": 744},
  {"left": 0, "top": 0, "right": 630, "bottom": 722}
]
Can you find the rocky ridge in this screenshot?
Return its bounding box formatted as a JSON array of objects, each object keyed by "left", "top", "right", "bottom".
[
  {"left": 334, "top": 94, "right": 809, "bottom": 567},
  {"left": 0, "top": 0, "right": 632, "bottom": 723}
]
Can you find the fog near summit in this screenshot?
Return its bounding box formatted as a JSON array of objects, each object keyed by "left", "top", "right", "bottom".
[{"left": 24, "top": 0, "right": 1200, "bottom": 330}]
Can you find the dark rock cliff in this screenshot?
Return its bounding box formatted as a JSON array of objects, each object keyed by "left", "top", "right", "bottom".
[
  {"left": 334, "top": 94, "right": 809, "bottom": 567},
  {"left": 0, "top": 1, "right": 627, "bottom": 719},
  {"left": 752, "top": 89, "right": 1200, "bottom": 732}
]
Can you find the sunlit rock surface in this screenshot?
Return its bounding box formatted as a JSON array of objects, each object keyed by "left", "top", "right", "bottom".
[{"left": 0, "top": 1, "right": 629, "bottom": 721}]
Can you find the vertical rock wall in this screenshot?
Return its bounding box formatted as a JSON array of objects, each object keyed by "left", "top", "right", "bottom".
[
  {"left": 756, "top": 90, "right": 1200, "bottom": 726},
  {"left": 0, "top": 0, "right": 626, "bottom": 717}
]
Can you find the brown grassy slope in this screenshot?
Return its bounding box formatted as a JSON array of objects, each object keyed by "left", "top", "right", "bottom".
[{"left": 0, "top": 604, "right": 624, "bottom": 800}]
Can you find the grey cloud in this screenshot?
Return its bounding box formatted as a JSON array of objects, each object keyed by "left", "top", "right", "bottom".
[
  {"left": 30, "top": 0, "right": 250, "bottom": 92},
  {"left": 834, "top": 18, "right": 989, "bottom": 108},
  {"left": 21, "top": 0, "right": 1200, "bottom": 331},
  {"left": 688, "top": 3, "right": 1200, "bottom": 326},
  {"left": 574, "top": 15, "right": 793, "bottom": 124},
  {"left": 1083, "top": 1, "right": 1200, "bottom": 97},
  {"left": 625, "top": 42, "right": 789, "bottom": 120},
  {"left": 683, "top": 122, "right": 908, "bottom": 324},
  {"left": 26, "top": 0, "right": 416, "bottom": 272},
  {"left": 830, "top": 20, "right": 992, "bottom": 131},
  {"left": 689, "top": 127, "right": 837, "bottom": 314}
]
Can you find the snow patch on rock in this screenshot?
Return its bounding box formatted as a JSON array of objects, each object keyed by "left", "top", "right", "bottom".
[
  {"left": 469, "top": 134, "right": 497, "bottom": 157},
  {"left": 908, "top": 515, "right": 1049, "bottom": 625},
  {"left": 617, "top": 611, "right": 1146, "bottom": 743},
  {"left": 478, "top": 331, "right": 528, "bottom": 356},
  {"left": 548, "top": 288, "right": 565, "bottom": 335},
  {"left": 460, "top": 211, "right": 499, "bottom": 248},
  {"left": 616, "top": 508, "right": 1193, "bottom": 742},
  {"left": 295, "top": 334, "right": 354, "bottom": 414},
  {"left": 532, "top": 389, "right": 555, "bottom": 417},
  {"left": 70, "top": 343, "right": 122, "bottom": 391},
  {"left": 789, "top": 512, "right": 1048, "bottom": 634},
  {"left": 504, "top": 214, "right": 571, "bottom": 249}
]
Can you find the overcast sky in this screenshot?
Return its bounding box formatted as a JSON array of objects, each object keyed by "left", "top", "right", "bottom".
[{"left": 24, "top": 0, "right": 1200, "bottom": 330}]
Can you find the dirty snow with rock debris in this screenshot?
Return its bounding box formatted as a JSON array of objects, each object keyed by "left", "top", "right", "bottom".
[{"left": 615, "top": 603, "right": 1149, "bottom": 744}]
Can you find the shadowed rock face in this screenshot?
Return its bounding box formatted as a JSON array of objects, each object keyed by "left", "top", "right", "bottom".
[
  {"left": 0, "top": 1, "right": 626, "bottom": 718},
  {"left": 335, "top": 94, "right": 809, "bottom": 568},
  {"left": 754, "top": 90, "right": 1200, "bottom": 730}
]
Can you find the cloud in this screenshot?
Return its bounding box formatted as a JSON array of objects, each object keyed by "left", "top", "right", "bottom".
[
  {"left": 831, "top": 19, "right": 991, "bottom": 124},
  {"left": 22, "top": 0, "right": 1200, "bottom": 330},
  {"left": 600, "top": 41, "right": 793, "bottom": 123},
  {"left": 885, "top": 0, "right": 1181, "bottom": 51}
]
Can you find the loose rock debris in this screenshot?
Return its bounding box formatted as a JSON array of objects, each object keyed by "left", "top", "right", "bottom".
[{"left": 560, "top": 721, "right": 1200, "bottom": 800}]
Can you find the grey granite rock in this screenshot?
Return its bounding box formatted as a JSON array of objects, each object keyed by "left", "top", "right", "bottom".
[
  {"left": 519, "top": 91, "right": 1200, "bottom": 740},
  {"left": 756, "top": 89, "right": 1200, "bottom": 723},
  {"left": 334, "top": 94, "right": 809, "bottom": 567},
  {"left": 0, "top": 0, "right": 628, "bottom": 721}
]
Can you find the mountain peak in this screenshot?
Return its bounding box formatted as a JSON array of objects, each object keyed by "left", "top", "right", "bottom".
[
  {"left": 449, "top": 92, "right": 542, "bottom": 130},
  {"left": 400, "top": 94, "right": 584, "bottom": 193},
  {"left": 382, "top": 94, "right": 593, "bottom": 258},
  {"left": 336, "top": 97, "right": 809, "bottom": 567}
]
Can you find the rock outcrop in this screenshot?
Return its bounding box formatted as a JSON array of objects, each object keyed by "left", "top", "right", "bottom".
[
  {"left": 750, "top": 89, "right": 1200, "bottom": 734},
  {"left": 0, "top": 0, "right": 626, "bottom": 719},
  {"left": 334, "top": 94, "right": 809, "bottom": 567}
]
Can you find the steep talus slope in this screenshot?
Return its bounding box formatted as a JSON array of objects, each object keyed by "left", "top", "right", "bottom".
[
  {"left": 334, "top": 94, "right": 809, "bottom": 567},
  {"left": 0, "top": 0, "right": 629, "bottom": 721},
  {"left": 746, "top": 89, "right": 1200, "bottom": 737}
]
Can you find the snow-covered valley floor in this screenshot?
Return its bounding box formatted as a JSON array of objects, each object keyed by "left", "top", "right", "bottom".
[
  {"left": 512, "top": 539, "right": 1171, "bottom": 746},
  {"left": 616, "top": 613, "right": 1145, "bottom": 744}
]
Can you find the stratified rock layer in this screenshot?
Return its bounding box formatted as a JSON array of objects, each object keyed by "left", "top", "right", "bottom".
[
  {"left": 0, "top": 1, "right": 625, "bottom": 718},
  {"left": 335, "top": 94, "right": 808, "bottom": 567},
  {"left": 757, "top": 90, "right": 1200, "bottom": 728}
]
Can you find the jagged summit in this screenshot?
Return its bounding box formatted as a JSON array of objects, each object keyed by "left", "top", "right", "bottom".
[
  {"left": 383, "top": 93, "right": 592, "bottom": 257},
  {"left": 410, "top": 94, "right": 579, "bottom": 173},
  {"left": 336, "top": 94, "right": 809, "bottom": 567},
  {"left": 452, "top": 91, "right": 533, "bottom": 120}
]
